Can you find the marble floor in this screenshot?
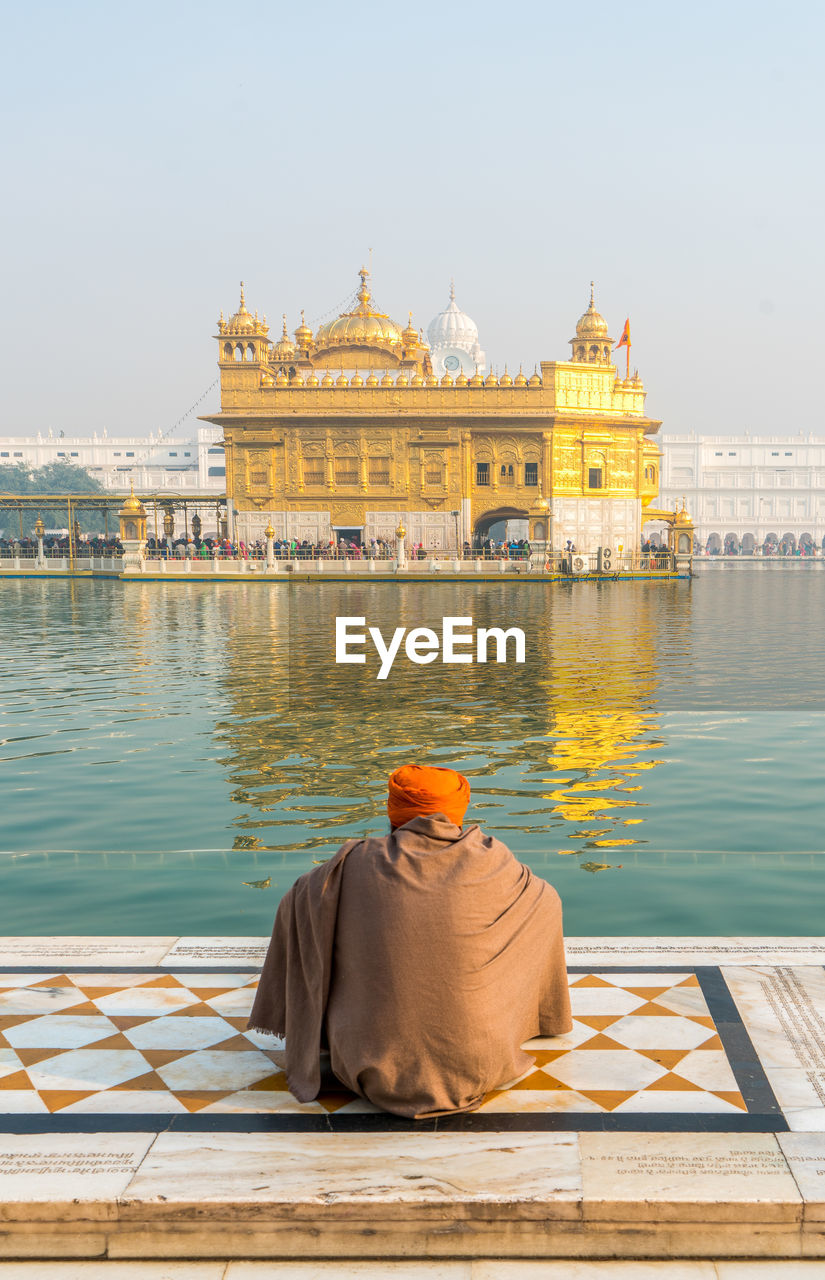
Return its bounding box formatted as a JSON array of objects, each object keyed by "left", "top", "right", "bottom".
[
  {"left": 1, "top": 939, "right": 825, "bottom": 1263},
  {"left": 0, "top": 968, "right": 758, "bottom": 1123}
]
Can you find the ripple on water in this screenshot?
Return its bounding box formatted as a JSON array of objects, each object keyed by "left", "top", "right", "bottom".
[{"left": 0, "top": 575, "right": 823, "bottom": 932}]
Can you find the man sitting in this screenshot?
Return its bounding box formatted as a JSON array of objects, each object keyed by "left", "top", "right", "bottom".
[{"left": 249, "top": 764, "right": 572, "bottom": 1118}]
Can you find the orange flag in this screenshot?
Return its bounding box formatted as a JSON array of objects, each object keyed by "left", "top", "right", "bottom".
[{"left": 615, "top": 319, "right": 631, "bottom": 350}]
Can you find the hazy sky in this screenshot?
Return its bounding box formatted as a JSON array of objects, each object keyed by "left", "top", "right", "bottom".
[{"left": 1, "top": 0, "right": 823, "bottom": 439}]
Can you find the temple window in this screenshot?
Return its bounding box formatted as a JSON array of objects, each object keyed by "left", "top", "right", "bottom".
[
  {"left": 369, "top": 458, "right": 391, "bottom": 485},
  {"left": 223, "top": 343, "right": 233, "bottom": 360},
  {"left": 245, "top": 344, "right": 254, "bottom": 361},
  {"left": 425, "top": 465, "right": 444, "bottom": 486},
  {"left": 335, "top": 460, "right": 358, "bottom": 486},
  {"left": 525, "top": 462, "right": 538, "bottom": 486},
  {"left": 588, "top": 467, "right": 604, "bottom": 489},
  {"left": 234, "top": 344, "right": 243, "bottom": 361},
  {"left": 303, "top": 464, "right": 325, "bottom": 486},
  {"left": 476, "top": 462, "right": 490, "bottom": 486}
]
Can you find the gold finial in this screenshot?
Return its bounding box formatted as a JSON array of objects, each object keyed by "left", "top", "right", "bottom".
[
  {"left": 301, "top": 309, "right": 306, "bottom": 324},
  {"left": 589, "top": 280, "right": 595, "bottom": 307},
  {"left": 357, "top": 265, "right": 371, "bottom": 307},
  {"left": 220, "top": 309, "right": 224, "bottom": 324}
]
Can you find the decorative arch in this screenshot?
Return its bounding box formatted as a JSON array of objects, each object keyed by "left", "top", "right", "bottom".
[
  {"left": 474, "top": 506, "right": 530, "bottom": 539},
  {"left": 724, "top": 532, "right": 740, "bottom": 555}
]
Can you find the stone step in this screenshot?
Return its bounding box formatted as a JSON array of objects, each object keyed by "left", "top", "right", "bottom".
[
  {"left": 2, "top": 1260, "right": 825, "bottom": 1277},
  {"left": 1, "top": 1131, "right": 824, "bottom": 1261}
]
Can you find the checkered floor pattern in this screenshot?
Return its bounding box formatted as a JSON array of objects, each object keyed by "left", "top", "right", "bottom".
[{"left": 0, "top": 970, "right": 745, "bottom": 1116}]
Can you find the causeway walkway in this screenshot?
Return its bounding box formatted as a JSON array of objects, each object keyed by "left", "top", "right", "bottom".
[{"left": 1, "top": 936, "right": 824, "bottom": 1265}]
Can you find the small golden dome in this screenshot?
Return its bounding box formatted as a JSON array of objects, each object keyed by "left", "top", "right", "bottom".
[
  {"left": 226, "top": 282, "right": 262, "bottom": 334},
  {"left": 294, "top": 309, "right": 313, "bottom": 347},
  {"left": 321, "top": 372, "right": 335, "bottom": 387},
  {"left": 469, "top": 369, "right": 484, "bottom": 386},
  {"left": 402, "top": 311, "right": 419, "bottom": 347},
  {"left": 514, "top": 367, "right": 528, "bottom": 386},
  {"left": 455, "top": 371, "right": 468, "bottom": 386},
  {"left": 119, "top": 486, "right": 145, "bottom": 515},
  {"left": 264, "top": 521, "right": 276, "bottom": 539},
  {"left": 380, "top": 371, "right": 394, "bottom": 386},
  {"left": 306, "top": 372, "right": 320, "bottom": 387},
  {"left": 366, "top": 371, "right": 379, "bottom": 386},
  {"left": 484, "top": 369, "right": 498, "bottom": 386},
  {"left": 350, "top": 371, "right": 364, "bottom": 387},
  {"left": 575, "top": 282, "right": 610, "bottom": 339},
  {"left": 395, "top": 522, "right": 407, "bottom": 539},
  {"left": 335, "top": 372, "right": 349, "bottom": 387},
  {"left": 424, "top": 373, "right": 438, "bottom": 386},
  {"left": 500, "top": 367, "right": 513, "bottom": 387},
  {"left": 411, "top": 373, "right": 425, "bottom": 386},
  {"left": 272, "top": 314, "right": 295, "bottom": 361},
  {"left": 440, "top": 371, "right": 454, "bottom": 386},
  {"left": 528, "top": 368, "right": 542, "bottom": 386},
  {"left": 275, "top": 369, "right": 288, "bottom": 386},
  {"left": 395, "top": 372, "right": 409, "bottom": 386},
  {"left": 315, "top": 267, "right": 404, "bottom": 351}
]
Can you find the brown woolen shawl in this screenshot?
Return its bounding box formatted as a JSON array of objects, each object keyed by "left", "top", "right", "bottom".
[{"left": 248, "top": 814, "right": 571, "bottom": 1118}]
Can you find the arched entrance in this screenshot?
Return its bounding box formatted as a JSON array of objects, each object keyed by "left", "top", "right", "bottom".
[
  {"left": 474, "top": 507, "right": 530, "bottom": 544},
  {"left": 741, "top": 532, "right": 756, "bottom": 555},
  {"left": 799, "top": 532, "right": 814, "bottom": 556},
  {"left": 779, "top": 532, "right": 796, "bottom": 556},
  {"left": 705, "top": 532, "right": 722, "bottom": 555},
  {"left": 762, "top": 532, "right": 778, "bottom": 556},
  {"left": 724, "top": 532, "right": 740, "bottom": 555}
]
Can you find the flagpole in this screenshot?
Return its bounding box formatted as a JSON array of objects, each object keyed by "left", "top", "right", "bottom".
[{"left": 627, "top": 341, "right": 630, "bottom": 381}]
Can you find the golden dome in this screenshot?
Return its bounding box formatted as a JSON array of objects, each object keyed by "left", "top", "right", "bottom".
[
  {"left": 315, "top": 268, "right": 404, "bottom": 352},
  {"left": 294, "top": 309, "right": 313, "bottom": 348},
  {"left": 335, "top": 372, "right": 349, "bottom": 386},
  {"left": 528, "top": 368, "right": 542, "bottom": 386},
  {"left": 321, "top": 372, "right": 335, "bottom": 387},
  {"left": 395, "top": 372, "right": 409, "bottom": 386},
  {"left": 424, "top": 373, "right": 438, "bottom": 386},
  {"left": 411, "top": 373, "right": 425, "bottom": 386},
  {"left": 402, "top": 311, "right": 419, "bottom": 347},
  {"left": 306, "top": 372, "right": 320, "bottom": 386},
  {"left": 576, "top": 282, "right": 610, "bottom": 339},
  {"left": 119, "top": 485, "right": 146, "bottom": 515},
  {"left": 514, "top": 367, "right": 528, "bottom": 386},
  {"left": 484, "top": 370, "right": 498, "bottom": 386},
  {"left": 440, "top": 371, "right": 454, "bottom": 386},
  {"left": 500, "top": 368, "right": 513, "bottom": 387},
  {"left": 455, "top": 371, "right": 468, "bottom": 386},
  {"left": 366, "top": 371, "right": 379, "bottom": 386},
  {"left": 224, "top": 282, "right": 267, "bottom": 335},
  {"left": 380, "top": 371, "right": 394, "bottom": 386},
  {"left": 469, "top": 369, "right": 484, "bottom": 387},
  {"left": 272, "top": 315, "right": 295, "bottom": 361},
  {"left": 350, "top": 371, "right": 364, "bottom": 386},
  {"left": 275, "top": 369, "right": 288, "bottom": 386}
]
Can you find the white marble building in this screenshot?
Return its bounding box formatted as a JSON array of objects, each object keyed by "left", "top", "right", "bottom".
[
  {"left": 0, "top": 426, "right": 225, "bottom": 494},
  {"left": 427, "top": 283, "right": 486, "bottom": 378},
  {"left": 658, "top": 434, "right": 825, "bottom": 552}
]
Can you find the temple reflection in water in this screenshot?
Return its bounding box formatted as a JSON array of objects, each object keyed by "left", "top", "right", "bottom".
[{"left": 212, "top": 582, "right": 684, "bottom": 874}]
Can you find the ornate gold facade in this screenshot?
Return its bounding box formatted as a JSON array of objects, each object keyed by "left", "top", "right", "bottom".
[{"left": 204, "top": 271, "right": 662, "bottom": 550}]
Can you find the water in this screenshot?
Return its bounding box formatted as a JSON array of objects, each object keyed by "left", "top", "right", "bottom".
[{"left": 1, "top": 575, "right": 823, "bottom": 936}]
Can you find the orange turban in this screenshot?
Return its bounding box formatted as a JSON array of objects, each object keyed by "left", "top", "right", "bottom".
[{"left": 387, "top": 764, "right": 471, "bottom": 830}]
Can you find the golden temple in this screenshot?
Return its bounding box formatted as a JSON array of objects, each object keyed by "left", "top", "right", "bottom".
[{"left": 204, "top": 270, "right": 663, "bottom": 551}]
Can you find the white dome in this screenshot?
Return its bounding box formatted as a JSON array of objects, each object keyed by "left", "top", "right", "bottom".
[{"left": 427, "top": 282, "right": 480, "bottom": 352}]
